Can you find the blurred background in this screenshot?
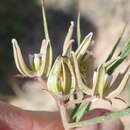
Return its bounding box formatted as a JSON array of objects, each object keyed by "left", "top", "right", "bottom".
[{"left": 0, "top": 0, "right": 130, "bottom": 129}]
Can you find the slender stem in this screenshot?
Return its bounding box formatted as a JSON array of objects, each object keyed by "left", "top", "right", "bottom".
[
  {"left": 67, "top": 96, "right": 96, "bottom": 105},
  {"left": 58, "top": 101, "right": 73, "bottom": 130}
]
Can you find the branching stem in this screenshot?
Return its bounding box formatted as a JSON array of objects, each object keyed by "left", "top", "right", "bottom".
[{"left": 58, "top": 100, "right": 73, "bottom": 130}]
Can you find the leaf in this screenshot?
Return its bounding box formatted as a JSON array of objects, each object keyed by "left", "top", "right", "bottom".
[
  {"left": 41, "top": 0, "right": 50, "bottom": 40},
  {"left": 71, "top": 102, "right": 91, "bottom": 122},
  {"left": 67, "top": 107, "right": 130, "bottom": 128},
  {"left": 107, "top": 39, "right": 130, "bottom": 75},
  {"left": 119, "top": 38, "right": 130, "bottom": 58},
  {"left": 77, "top": 13, "right": 81, "bottom": 46},
  {"left": 106, "top": 24, "right": 127, "bottom": 62}
]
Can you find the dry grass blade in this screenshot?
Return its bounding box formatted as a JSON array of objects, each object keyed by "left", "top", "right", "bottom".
[
  {"left": 106, "top": 23, "right": 127, "bottom": 62},
  {"left": 77, "top": 13, "right": 81, "bottom": 46},
  {"left": 41, "top": 0, "right": 50, "bottom": 40}
]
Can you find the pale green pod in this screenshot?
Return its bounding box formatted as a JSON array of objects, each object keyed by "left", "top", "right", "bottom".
[
  {"left": 47, "top": 56, "right": 62, "bottom": 95},
  {"left": 62, "top": 21, "right": 74, "bottom": 57},
  {"left": 72, "top": 52, "right": 92, "bottom": 95},
  {"left": 40, "top": 39, "right": 52, "bottom": 77},
  {"left": 12, "top": 39, "right": 35, "bottom": 77},
  {"left": 64, "top": 58, "right": 76, "bottom": 95},
  {"left": 62, "top": 59, "right": 72, "bottom": 94},
  {"left": 92, "top": 65, "right": 106, "bottom": 98},
  {"left": 75, "top": 32, "right": 93, "bottom": 61},
  {"left": 106, "top": 65, "right": 130, "bottom": 99},
  {"left": 47, "top": 56, "right": 75, "bottom": 95}
]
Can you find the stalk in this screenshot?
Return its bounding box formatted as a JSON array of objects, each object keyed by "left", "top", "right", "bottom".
[{"left": 58, "top": 101, "right": 73, "bottom": 130}]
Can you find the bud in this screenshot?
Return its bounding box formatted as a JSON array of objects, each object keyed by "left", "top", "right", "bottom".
[{"left": 47, "top": 56, "right": 76, "bottom": 95}]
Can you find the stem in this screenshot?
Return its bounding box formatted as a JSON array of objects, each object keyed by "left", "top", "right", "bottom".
[
  {"left": 58, "top": 101, "right": 73, "bottom": 130},
  {"left": 67, "top": 96, "right": 96, "bottom": 105}
]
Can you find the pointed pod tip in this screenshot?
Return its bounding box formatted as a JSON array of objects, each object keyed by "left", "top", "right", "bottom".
[
  {"left": 89, "top": 32, "right": 93, "bottom": 37},
  {"left": 70, "top": 21, "right": 74, "bottom": 26},
  {"left": 42, "top": 39, "right": 46, "bottom": 43},
  {"left": 12, "top": 38, "right": 17, "bottom": 44}
]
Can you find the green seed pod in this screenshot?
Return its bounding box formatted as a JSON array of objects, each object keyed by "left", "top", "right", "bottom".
[
  {"left": 47, "top": 56, "right": 75, "bottom": 95},
  {"left": 40, "top": 39, "right": 52, "bottom": 77},
  {"left": 12, "top": 39, "right": 52, "bottom": 77}
]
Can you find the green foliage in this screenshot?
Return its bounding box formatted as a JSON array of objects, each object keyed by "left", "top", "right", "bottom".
[{"left": 67, "top": 107, "right": 130, "bottom": 128}]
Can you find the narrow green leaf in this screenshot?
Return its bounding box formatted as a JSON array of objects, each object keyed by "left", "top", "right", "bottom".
[
  {"left": 106, "top": 24, "right": 127, "bottom": 62},
  {"left": 67, "top": 107, "right": 130, "bottom": 128},
  {"left": 77, "top": 13, "right": 81, "bottom": 46},
  {"left": 41, "top": 0, "right": 50, "bottom": 40},
  {"left": 107, "top": 58, "right": 124, "bottom": 75},
  {"left": 71, "top": 102, "right": 91, "bottom": 122},
  {"left": 119, "top": 38, "right": 130, "bottom": 58},
  {"left": 107, "top": 39, "right": 130, "bottom": 75}
]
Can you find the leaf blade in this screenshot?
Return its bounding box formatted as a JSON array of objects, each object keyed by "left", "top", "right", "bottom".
[
  {"left": 41, "top": 0, "right": 50, "bottom": 40},
  {"left": 106, "top": 24, "right": 127, "bottom": 62},
  {"left": 67, "top": 107, "right": 130, "bottom": 128},
  {"left": 77, "top": 13, "right": 81, "bottom": 46}
]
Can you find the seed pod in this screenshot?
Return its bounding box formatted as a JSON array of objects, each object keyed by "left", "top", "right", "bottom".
[
  {"left": 47, "top": 56, "right": 75, "bottom": 95},
  {"left": 12, "top": 39, "right": 52, "bottom": 77},
  {"left": 12, "top": 39, "right": 35, "bottom": 77},
  {"left": 72, "top": 52, "right": 92, "bottom": 95},
  {"left": 106, "top": 64, "right": 130, "bottom": 99},
  {"left": 75, "top": 32, "right": 93, "bottom": 61},
  {"left": 92, "top": 64, "right": 106, "bottom": 98},
  {"left": 62, "top": 21, "right": 74, "bottom": 57},
  {"left": 40, "top": 39, "right": 52, "bottom": 77}
]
